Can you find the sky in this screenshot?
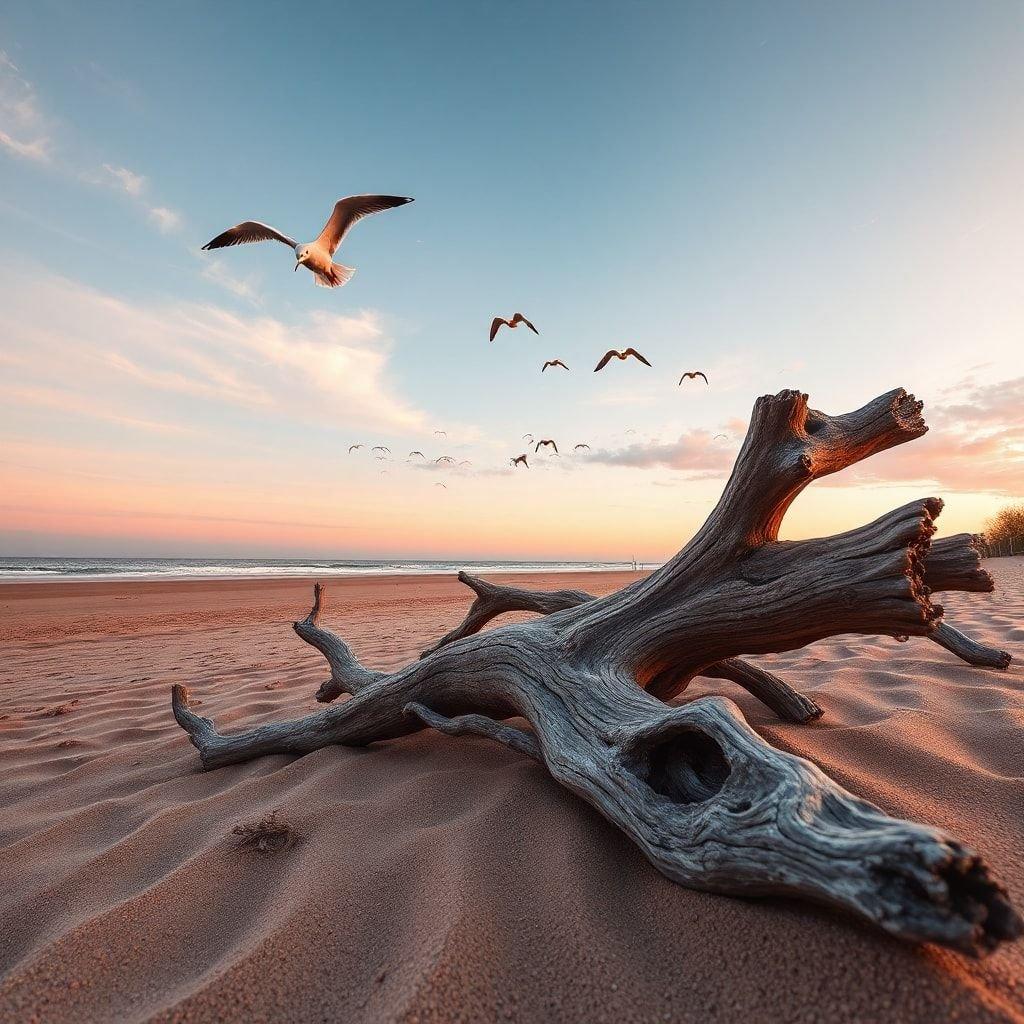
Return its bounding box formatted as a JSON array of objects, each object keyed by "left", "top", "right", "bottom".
[{"left": 1, "top": 0, "right": 1022, "bottom": 561}]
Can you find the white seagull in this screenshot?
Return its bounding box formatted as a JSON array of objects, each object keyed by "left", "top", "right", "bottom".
[{"left": 201, "top": 194, "right": 414, "bottom": 288}]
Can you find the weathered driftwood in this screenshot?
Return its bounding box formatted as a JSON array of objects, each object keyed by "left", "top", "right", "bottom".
[
  {"left": 931, "top": 622, "right": 1013, "bottom": 669},
  {"left": 411, "top": 573, "right": 823, "bottom": 723},
  {"left": 171, "top": 388, "right": 1021, "bottom": 956},
  {"left": 409, "top": 532, "right": 1009, "bottom": 702}
]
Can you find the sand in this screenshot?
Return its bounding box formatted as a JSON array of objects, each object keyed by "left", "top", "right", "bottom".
[{"left": 0, "top": 565, "right": 1022, "bottom": 1023}]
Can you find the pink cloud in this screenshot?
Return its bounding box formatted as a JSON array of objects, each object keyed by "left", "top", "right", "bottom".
[{"left": 584, "top": 428, "right": 736, "bottom": 478}]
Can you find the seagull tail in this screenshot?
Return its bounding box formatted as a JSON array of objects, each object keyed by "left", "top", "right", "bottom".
[{"left": 314, "top": 263, "right": 356, "bottom": 288}]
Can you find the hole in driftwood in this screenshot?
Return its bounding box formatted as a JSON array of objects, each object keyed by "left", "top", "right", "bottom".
[{"left": 640, "top": 729, "right": 730, "bottom": 805}]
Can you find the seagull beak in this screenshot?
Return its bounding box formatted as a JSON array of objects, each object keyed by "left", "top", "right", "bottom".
[{"left": 294, "top": 260, "right": 300, "bottom": 272}]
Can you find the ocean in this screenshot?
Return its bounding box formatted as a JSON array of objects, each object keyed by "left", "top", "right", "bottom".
[{"left": 0, "top": 556, "right": 642, "bottom": 582}]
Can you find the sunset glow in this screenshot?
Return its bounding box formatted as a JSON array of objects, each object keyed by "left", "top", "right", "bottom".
[{"left": 2, "top": 4, "right": 1022, "bottom": 560}]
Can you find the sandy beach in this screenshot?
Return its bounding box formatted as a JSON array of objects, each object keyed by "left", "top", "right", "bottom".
[{"left": 1, "top": 564, "right": 1022, "bottom": 1023}]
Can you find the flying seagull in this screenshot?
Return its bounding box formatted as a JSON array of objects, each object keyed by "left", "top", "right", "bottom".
[
  {"left": 435, "top": 483, "right": 448, "bottom": 489},
  {"left": 535, "top": 439, "right": 559, "bottom": 454},
  {"left": 372, "top": 446, "right": 390, "bottom": 455},
  {"left": 713, "top": 434, "right": 727, "bottom": 441},
  {"left": 512, "top": 454, "right": 529, "bottom": 468},
  {"left": 201, "top": 194, "right": 414, "bottom": 288},
  {"left": 678, "top": 371, "right": 709, "bottom": 385},
  {"left": 458, "top": 460, "right": 472, "bottom": 467},
  {"left": 574, "top": 443, "right": 590, "bottom": 450},
  {"left": 434, "top": 430, "right": 447, "bottom": 439},
  {"left": 542, "top": 359, "right": 569, "bottom": 372},
  {"left": 522, "top": 433, "right": 534, "bottom": 443},
  {"left": 408, "top": 451, "right": 425, "bottom": 459},
  {"left": 593, "top": 348, "right": 652, "bottom": 372},
  {"left": 435, "top": 456, "right": 455, "bottom": 464},
  {"left": 490, "top": 313, "right": 538, "bottom": 342},
  {"left": 348, "top": 444, "right": 363, "bottom": 453}
]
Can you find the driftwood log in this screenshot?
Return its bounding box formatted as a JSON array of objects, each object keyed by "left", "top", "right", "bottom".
[
  {"left": 171, "top": 388, "right": 1021, "bottom": 956},
  {"left": 401, "top": 532, "right": 1010, "bottom": 704}
]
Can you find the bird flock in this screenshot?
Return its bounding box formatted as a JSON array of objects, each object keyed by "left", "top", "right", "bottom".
[
  {"left": 203, "top": 194, "right": 712, "bottom": 484},
  {"left": 490, "top": 312, "right": 710, "bottom": 469}
]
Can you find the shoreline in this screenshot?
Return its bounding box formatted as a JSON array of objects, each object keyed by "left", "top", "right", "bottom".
[{"left": 0, "top": 564, "right": 650, "bottom": 586}]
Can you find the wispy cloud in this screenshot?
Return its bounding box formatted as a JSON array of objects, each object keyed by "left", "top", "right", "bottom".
[
  {"left": 101, "top": 163, "right": 145, "bottom": 196},
  {"left": 0, "top": 382, "right": 195, "bottom": 436},
  {"left": 584, "top": 428, "right": 736, "bottom": 479},
  {"left": 1, "top": 54, "right": 182, "bottom": 234},
  {"left": 0, "top": 267, "right": 432, "bottom": 436},
  {"left": 0, "top": 51, "right": 51, "bottom": 162},
  {"left": 834, "top": 376, "right": 1024, "bottom": 496},
  {"left": 200, "top": 257, "right": 261, "bottom": 302},
  {"left": 148, "top": 205, "right": 181, "bottom": 233}
]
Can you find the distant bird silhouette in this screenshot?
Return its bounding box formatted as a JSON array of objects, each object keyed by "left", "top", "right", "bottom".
[
  {"left": 201, "top": 194, "right": 414, "bottom": 288},
  {"left": 435, "top": 456, "right": 455, "bottom": 464},
  {"left": 512, "top": 454, "right": 529, "bottom": 468},
  {"left": 542, "top": 359, "right": 569, "bottom": 372},
  {"left": 434, "top": 429, "right": 447, "bottom": 438},
  {"left": 458, "top": 460, "right": 472, "bottom": 467},
  {"left": 348, "top": 444, "right": 363, "bottom": 453},
  {"left": 372, "top": 446, "right": 390, "bottom": 455},
  {"left": 593, "top": 348, "right": 652, "bottom": 372},
  {"left": 714, "top": 434, "right": 727, "bottom": 441},
  {"left": 678, "top": 371, "right": 709, "bottom": 385},
  {"left": 490, "top": 313, "right": 538, "bottom": 342},
  {"left": 408, "top": 451, "right": 425, "bottom": 459},
  {"left": 522, "top": 433, "right": 534, "bottom": 443},
  {"left": 435, "top": 483, "right": 447, "bottom": 489},
  {"left": 535, "top": 439, "right": 559, "bottom": 454},
  {"left": 574, "top": 443, "right": 590, "bottom": 451}
]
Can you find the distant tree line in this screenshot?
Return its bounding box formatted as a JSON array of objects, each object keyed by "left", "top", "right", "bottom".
[{"left": 983, "top": 503, "right": 1024, "bottom": 557}]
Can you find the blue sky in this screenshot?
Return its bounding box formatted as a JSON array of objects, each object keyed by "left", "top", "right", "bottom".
[{"left": 1, "top": 1, "right": 1022, "bottom": 558}]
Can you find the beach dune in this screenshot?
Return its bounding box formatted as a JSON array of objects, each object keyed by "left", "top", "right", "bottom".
[{"left": 0, "top": 566, "right": 1022, "bottom": 1023}]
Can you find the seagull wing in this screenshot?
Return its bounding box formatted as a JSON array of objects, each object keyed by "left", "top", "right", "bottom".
[
  {"left": 551, "top": 440, "right": 559, "bottom": 453},
  {"left": 624, "top": 348, "right": 652, "bottom": 366},
  {"left": 201, "top": 221, "right": 297, "bottom": 250},
  {"left": 696, "top": 371, "right": 709, "bottom": 384},
  {"left": 593, "top": 350, "right": 617, "bottom": 372},
  {"left": 514, "top": 314, "right": 539, "bottom": 335},
  {"left": 490, "top": 317, "right": 507, "bottom": 342},
  {"left": 315, "top": 195, "right": 415, "bottom": 255},
  {"left": 542, "top": 361, "right": 552, "bottom": 372}
]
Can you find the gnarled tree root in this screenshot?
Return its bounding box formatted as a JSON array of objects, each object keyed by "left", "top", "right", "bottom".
[{"left": 169, "top": 387, "right": 1022, "bottom": 956}]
